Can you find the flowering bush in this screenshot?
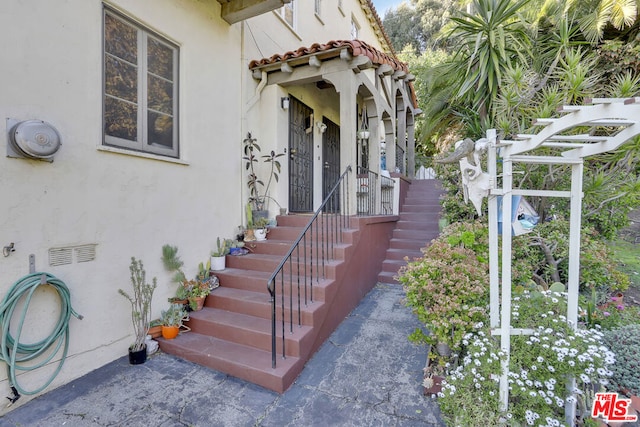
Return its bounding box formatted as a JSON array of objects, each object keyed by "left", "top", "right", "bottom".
[
  {"left": 399, "top": 239, "right": 488, "bottom": 352},
  {"left": 438, "top": 291, "right": 616, "bottom": 427},
  {"left": 582, "top": 292, "right": 640, "bottom": 330}
]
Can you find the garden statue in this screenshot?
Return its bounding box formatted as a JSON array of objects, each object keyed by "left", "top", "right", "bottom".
[{"left": 436, "top": 137, "right": 490, "bottom": 216}]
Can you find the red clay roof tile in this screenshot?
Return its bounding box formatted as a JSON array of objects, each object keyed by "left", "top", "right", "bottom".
[{"left": 248, "top": 39, "right": 408, "bottom": 73}]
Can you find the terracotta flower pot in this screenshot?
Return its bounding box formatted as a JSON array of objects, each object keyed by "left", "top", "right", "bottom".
[
  {"left": 189, "top": 296, "right": 206, "bottom": 311},
  {"left": 161, "top": 325, "right": 179, "bottom": 340},
  {"left": 148, "top": 325, "right": 163, "bottom": 339}
]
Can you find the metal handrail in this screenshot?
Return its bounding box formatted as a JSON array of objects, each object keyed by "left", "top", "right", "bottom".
[
  {"left": 267, "top": 165, "right": 352, "bottom": 368},
  {"left": 356, "top": 166, "right": 395, "bottom": 215}
]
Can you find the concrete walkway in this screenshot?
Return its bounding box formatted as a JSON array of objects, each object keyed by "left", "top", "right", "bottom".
[{"left": 2, "top": 283, "right": 445, "bottom": 426}]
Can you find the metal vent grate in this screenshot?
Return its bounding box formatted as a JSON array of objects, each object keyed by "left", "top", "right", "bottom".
[
  {"left": 49, "top": 244, "right": 97, "bottom": 266},
  {"left": 49, "top": 248, "right": 73, "bottom": 266},
  {"left": 75, "top": 245, "right": 96, "bottom": 263}
]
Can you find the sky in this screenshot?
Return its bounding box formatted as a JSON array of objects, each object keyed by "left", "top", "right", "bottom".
[{"left": 372, "top": 0, "right": 405, "bottom": 16}]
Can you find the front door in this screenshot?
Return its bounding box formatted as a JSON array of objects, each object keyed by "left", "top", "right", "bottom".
[
  {"left": 288, "top": 97, "right": 314, "bottom": 213},
  {"left": 322, "top": 117, "right": 340, "bottom": 212}
]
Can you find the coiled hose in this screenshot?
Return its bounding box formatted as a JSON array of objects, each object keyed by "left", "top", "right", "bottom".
[{"left": 0, "top": 272, "right": 82, "bottom": 402}]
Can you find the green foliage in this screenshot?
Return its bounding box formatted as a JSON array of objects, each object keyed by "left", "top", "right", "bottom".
[
  {"left": 161, "top": 244, "right": 186, "bottom": 284},
  {"left": 118, "top": 257, "right": 157, "bottom": 351},
  {"left": 609, "top": 238, "right": 640, "bottom": 289},
  {"left": 211, "top": 237, "right": 230, "bottom": 257},
  {"left": 399, "top": 240, "right": 489, "bottom": 352},
  {"left": 582, "top": 290, "right": 640, "bottom": 330},
  {"left": 602, "top": 324, "right": 640, "bottom": 395},
  {"left": 161, "top": 303, "right": 187, "bottom": 327},
  {"left": 243, "top": 132, "right": 284, "bottom": 211},
  {"left": 444, "top": 0, "right": 532, "bottom": 120},
  {"left": 597, "top": 39, "right": 640, "bottom": 84},
  {"left": 381, "top": 0, "right": 459, "bottom": 54}
]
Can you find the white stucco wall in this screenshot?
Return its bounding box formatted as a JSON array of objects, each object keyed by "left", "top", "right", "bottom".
[
  {"left": 241, "top": 0, "right": 389, "bottom": 214},
  {"left": 0, "top": 0, "right": 243, "bottom": 411}
]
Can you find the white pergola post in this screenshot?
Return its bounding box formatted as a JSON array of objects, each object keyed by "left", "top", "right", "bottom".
[{"left": 480, "top": 99, "right": 640, "bottom": 425}]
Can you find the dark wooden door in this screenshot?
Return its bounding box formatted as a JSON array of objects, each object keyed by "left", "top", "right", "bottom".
[
  {"left": 288, "top": 97, "right": 314, "bottom": 213},
  {"left": 322, "top": 117, "right": 340, "bottom": 212}
]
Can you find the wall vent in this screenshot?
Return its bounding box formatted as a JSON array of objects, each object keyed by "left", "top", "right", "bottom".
[
  {"left": 49, "top": 248, "right": 73, "bottom": 266},
  {"left": 49, "top": 244, "right": 97, "bottom": 266}
]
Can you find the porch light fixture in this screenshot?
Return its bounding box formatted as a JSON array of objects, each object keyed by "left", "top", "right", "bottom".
[
  {"left": 280, "top": 97, "right": 290, "bottom": 110},
  {"left": 357, "top": 105, "right": 369, "bottom": 141}
]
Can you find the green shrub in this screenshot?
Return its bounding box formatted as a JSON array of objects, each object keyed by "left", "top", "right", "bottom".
[
  {"left": 399, "top": 240, "right": 488, "bottom": 352},
  {"left": 602, "top": 324, "right": 640, "bottom": 395}
]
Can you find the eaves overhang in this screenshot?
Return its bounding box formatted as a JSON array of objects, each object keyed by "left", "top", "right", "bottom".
[
  {"left": 216, "top": 0, "right": 291, "bottom": 25},
  {"left": 248, "top": 40, "right": 408, "bottom": 74}
]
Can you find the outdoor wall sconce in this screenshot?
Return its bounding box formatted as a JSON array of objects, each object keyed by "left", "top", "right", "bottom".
[
  {"left": 316, "top": 122, "right": 327, "bottom": 133},
  {"left": 280, "top": 97, "right": 290, "bottom": 109}
]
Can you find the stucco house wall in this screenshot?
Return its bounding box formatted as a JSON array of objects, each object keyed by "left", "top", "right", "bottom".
[
  {"left": 0, "top": 0, "right": 403, "bottom": 412},
  {"left": 0, "top": 0, "right": 244, "bottom": 412}
]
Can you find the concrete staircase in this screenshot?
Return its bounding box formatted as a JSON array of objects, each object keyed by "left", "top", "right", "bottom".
[
  {"left": 158, "top": 214, "right": 381, "bottom": 393},
  {"left": 158, "top": 179, "right": 443, "bottom": 393},
  {"left": 377, "top": 179, "right": 444, "bottom": 284}
]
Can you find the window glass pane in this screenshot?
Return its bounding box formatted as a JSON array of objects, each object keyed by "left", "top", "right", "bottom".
[
  {"left": 105, "top": 96, "right": 137, "bottom": 141},
  {"left": 147, "top": 74, "right": 173, "bottom": 115},
  {"left": 147, "top": 38, "right": 173, "bottom": 80},
  {"left": 105, "top": 13, "right": 137, "bottom": 64},
  {"left": 283, "top": 3, "right": 294, "bottom": 26},
  {"left": 105, "top": 55, "right": 137, "bottom": 103},
  {"left": 148, "top": 111, "right": 173, "bottom": 148}
]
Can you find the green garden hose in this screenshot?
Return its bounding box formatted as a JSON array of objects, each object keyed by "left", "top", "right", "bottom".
[{"left": 0, "top": 272, "right": 83, "bottom": 402}]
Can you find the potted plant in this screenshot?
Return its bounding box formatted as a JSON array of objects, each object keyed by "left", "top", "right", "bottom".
[
  {"left": 228, "top": 239, "right": 246, "bottom": 255},
  {"left": 118, "top": 257, "right": 157, "bottom": 364},
  {"left": 161, "top": 244, "right": 186, "bottom": 284},
  {"left": 210, "top": 237, "right": 229, "bottom": 271},
  {"left": 148, "top": 318, "right": 163, "bottom": 339},
  {"left": 160, "top": 303, "right": 187, "bottom": 340},
  {"left": 254, "top": 217, "right": 270, "bottom": 241},
  {"left": 161, "top": 244, "right": 189, "bottom": 307},
  {"left": 243, "top": 132, "right": 285, "bottom": 219},
  {"left": 244, "top": 203, "right": 256, "bottom": 242},
  {"left": 182, "top": 279, "right": 212, "bottom": 311}
]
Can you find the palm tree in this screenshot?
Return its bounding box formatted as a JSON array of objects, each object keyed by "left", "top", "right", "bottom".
[
  {"left": 443, "top": 0, "right": 532, "bottom": 121},
  {"left": 528, "top": 0, "right": 638, "bottom": 43}
]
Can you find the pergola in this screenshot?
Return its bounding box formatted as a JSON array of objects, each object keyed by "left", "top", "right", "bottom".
[{"left": 476, "top": 98, "right": 640, "bottom": 425}]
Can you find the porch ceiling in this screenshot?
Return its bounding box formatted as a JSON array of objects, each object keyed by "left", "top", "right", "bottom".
[{"left": 216, "top": 0, "right": 291, "bottom": 25}]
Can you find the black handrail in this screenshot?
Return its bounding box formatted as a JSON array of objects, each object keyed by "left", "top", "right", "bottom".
[
  {"left": 267, "top": 166, "right": 352, "bottom": 368},
  {"left": 356, "top": 166, "right": 395, "bottom": 215}
]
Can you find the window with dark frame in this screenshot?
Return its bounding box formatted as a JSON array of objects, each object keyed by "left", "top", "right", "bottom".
[{"left": 103, "top": 8, "right": 179, "bottom": 158}]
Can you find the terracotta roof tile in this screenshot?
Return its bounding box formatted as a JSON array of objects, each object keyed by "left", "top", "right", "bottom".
[{"left": 248, "top": 39, "right": 408, "bottom": 73}]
